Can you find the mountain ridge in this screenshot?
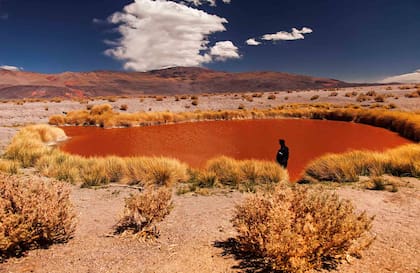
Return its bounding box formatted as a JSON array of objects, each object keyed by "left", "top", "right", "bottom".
[{"left": 0, "top": 67, "right": 358, "bottom": 99}]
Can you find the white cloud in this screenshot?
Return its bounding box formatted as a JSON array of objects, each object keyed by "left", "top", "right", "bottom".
[
  {"left": 105, "top": 0, "right": 238, "bottom": 71},
  {"left": 181, "top": 0, "right": 230, "bottom": 6},
  {"left": 381, "top": 70, "right": 420, "bottom": 83},
  {"left": 210, "top": 41, "right": 240, "bottom": 61},
  {"left": 262, "top": 27, "right": 313, "bottom": 41},
  {"left": 246, "top": 38, "right": 261, "bottom": 46},
  {"left": 0, "top": 65, "right": 22, "bottom": 71}
]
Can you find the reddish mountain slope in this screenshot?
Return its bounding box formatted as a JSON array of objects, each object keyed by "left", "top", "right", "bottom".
[{"left": 0, "top": 67, "right": 354, "bottom": 99}]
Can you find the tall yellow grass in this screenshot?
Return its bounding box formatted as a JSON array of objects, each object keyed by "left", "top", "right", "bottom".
[
  {"left": 302, "top": 144, "right": 420, "bottom": 183},
  {"left": 49, "top": 103, "right": 420, "bottom": 141}
]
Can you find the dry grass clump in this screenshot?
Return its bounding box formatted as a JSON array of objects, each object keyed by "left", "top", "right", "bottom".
[
  {"left": 125, "top": 157, "right": 188, "bottom": 189},
  {"left": 267, "top": 94, "right": 276, "bottom": 100},
  {"left": 0, "top": 160, "right": 20, "bottom": 175},
  {"left": 4, "top": 125, "right": 66, "bottom": 167},
  {"left": 0, "top": 174, "right": 76, "bottom": 260},
  {"left": 329, "top": 91, "right": 338, "bottom": 97},
  {"left": 302, "top": 144, "right": 420, "bottom": 183},
  {"left": 345, "top": 91, "right": 358, "bottom": 97},
  {"left": 232, "top": 186, "right": 374, "bottom": 272},
  {"left": 114, "top": 188, "right": 173, "bottom": 239},
  {"left": 36, "top": 151, "right": 82, "bottom": 184},
  {"left": 191, "top": 99, "right": 199, "bottom": 106},
  {"left": 204, "top": 157, "right": 289, "bottom": 191},
  {"left": 364, "top": 176, "right": 398, "bottom": 192},
  {"left": 374, "top": 95, "right": 385, "bottom": 102},
  {"left": 120, "top": 104, "right": 128, "bottom": 111}
]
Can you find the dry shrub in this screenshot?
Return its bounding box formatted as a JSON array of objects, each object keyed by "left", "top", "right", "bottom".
[
  {"left": 345, "top": 91, "right": 358, "bottom": 98},
  {"left": 404, "top": 90, "right": 420, "bottom": 98},
  {"left": 365, "top": 90, "right": 377, "bottom": 96},
  {"left": 120, "top": 104, "right": 128, "bottom": 111},
  {"left": 238, "top": 104, "right": 245, "bottom": 110},
  {"left": 374, "top": 95, "right": 385, "bottom": 102},
  {"left": 114, "top": 188, "right": 172, "bottom": 239},
  {"left": 267, "top": 94, "right": 276, "bottom": 100},
  {"left": 232, "top": 186, "right": 374, "bottom": 272},
  {"left": 191, "top": 99, "right": 198, "bottom": 106},
  {"left": 310, "top": 95, "right": 319, "bottom": 101},
  {"left": 329, "top": 91, "right": 338, "bottom": 97},
  {"left": 0, "top": 174, "right": 76, "bottom": 260},
  {"left": 125, "top": 157, "right": 188, "bottom": 188}
]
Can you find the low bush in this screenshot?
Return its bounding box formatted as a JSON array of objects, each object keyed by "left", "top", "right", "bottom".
[
  {"left": 0, "top": 174, "right": 76, "bottom": 260},
  {"left": 232, "top": 186, "right": 374, "bottom": 272},
  {"left": 114, "top": 188, "right": 173, "bottom": 239}
]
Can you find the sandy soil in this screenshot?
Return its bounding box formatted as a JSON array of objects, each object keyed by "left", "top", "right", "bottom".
[
  {"left": 0, "top": 85, "right": 419, "bottom": 272},
  {"left": 0, "top": 178, "right": 418, "bottom": 273}
]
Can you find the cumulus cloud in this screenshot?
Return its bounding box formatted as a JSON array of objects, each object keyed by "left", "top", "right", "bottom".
[
  {"left": 105, "top": 0, "right": 239, "bottom": 71},
  {"left": 246, "top": 38, "right": 261, "bottom": 46},
  {"left": 181, "top": 0, "right": 230, "bottom": 6},
  {"left": 262, "top": 27, "right": 313, "bottom": 41},
  {"left": 0, "top": 65, "right": 22, "bottom": 71},
  {"left": 381, "top": 70, "right": 420, "bottom": 83},
  {"left": 210, "top": 41, "right": 240, "bottom": 61}
]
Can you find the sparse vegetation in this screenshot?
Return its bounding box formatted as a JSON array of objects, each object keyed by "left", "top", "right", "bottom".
[
  {"left": 267, "top": 94, "right": 276, "bottom": 100},
  {"left": 310, "top": 95, "right": 319, "bottom": 100},
  {"left": 232, "top": 185, "right": 374, "bottom": 272},
  {"left": 114, "top": 188, "right": 173, "bottom": 239},
  {"left": 0, "top": 174, "right": 76, "bottom": 261}
]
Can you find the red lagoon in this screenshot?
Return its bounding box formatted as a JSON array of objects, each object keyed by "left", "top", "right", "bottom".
[{"left": 60, "top": 119, "right": 412, "bottom": 181}]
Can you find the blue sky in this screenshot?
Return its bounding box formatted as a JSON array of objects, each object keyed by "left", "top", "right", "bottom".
[{"left": 0, "top": 0, "right": 419, "bottom": 82}]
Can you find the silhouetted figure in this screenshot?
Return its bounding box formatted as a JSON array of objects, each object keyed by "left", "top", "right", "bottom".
[{"left": 276, "top": 139, "right": 289, "bottom": 168}]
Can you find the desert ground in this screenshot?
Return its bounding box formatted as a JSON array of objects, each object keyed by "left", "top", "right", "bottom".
[{"left": 0, "top": 84, "right": 419, "bottom": 273}]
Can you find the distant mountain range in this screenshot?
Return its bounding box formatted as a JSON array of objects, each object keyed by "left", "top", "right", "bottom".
[{"left": 0, "top": 67, "right": 359, "bottom": 99}]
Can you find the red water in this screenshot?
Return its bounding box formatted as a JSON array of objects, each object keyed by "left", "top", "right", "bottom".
[{"left": 60, "top": 119, "right": 412, "bottom": 181}]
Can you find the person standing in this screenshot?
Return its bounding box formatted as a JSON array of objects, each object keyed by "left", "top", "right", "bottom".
[{"left": 276, "top": 139, "right": 289, "bottom": 168}]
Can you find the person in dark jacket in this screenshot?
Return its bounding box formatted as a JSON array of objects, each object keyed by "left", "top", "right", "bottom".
[{"left": 276, "top": 139, "right": 289, "bottom": 168}]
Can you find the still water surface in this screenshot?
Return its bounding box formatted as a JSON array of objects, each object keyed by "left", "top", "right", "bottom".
[{"left": 60, "top": 119, "right": 412, "bottom": 181}]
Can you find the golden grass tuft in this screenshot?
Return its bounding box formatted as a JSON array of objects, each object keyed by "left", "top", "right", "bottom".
[
  {"left": 0, "top": 173, "right": 76, "bottom": 260},
  {"left": 204, "top": 157, "right": 289, "bottom": 191},
  {"left": 4, "top": 125, "right": 67, "bottom": 168},
  {"left": 125, "top": 157, "right": 188, "bottom": 189},
  {"left": 232, "top": 185, "right": 374, "bottom": 272},
  {"left": 0, "top": 160, "right": 20, "bottom": 175},
  {"left": 302, "top": 144, "right": 420, "bottom": 183},
  {"left": 114, "top": 188, "right": 173, "bottom": 239}
]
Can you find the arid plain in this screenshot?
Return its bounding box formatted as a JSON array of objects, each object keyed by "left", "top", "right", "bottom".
[{"left": 0, "top": 84, "right": 419, "bottom": 273}]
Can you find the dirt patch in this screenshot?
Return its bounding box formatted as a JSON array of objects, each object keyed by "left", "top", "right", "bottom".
[{"left": 1, "top": 180, "right": 419, "bottom": 273}]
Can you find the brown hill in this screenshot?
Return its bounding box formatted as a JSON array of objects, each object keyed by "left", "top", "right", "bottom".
[{"left": 0, "top": 67, "right": 354, "bottom": 99}]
